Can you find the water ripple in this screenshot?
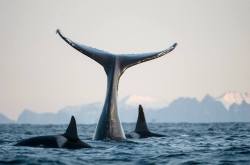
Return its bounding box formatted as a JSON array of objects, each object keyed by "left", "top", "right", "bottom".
[{"left": 0, "top": 123, "right": 250, "bottom": 164}]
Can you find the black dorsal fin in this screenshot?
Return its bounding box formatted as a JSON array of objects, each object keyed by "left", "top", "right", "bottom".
[
  {"left": 135, "top": 105, "right": 150, "bottom": 133},
  {"left": 64, "top": 116, "right": 79, "bottom": 141}
]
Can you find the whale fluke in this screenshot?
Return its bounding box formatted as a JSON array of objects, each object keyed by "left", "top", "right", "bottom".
[
  {"left": 56, "top": 29, "right": 112, "bottom": 72},
  {"left": 120, "top": 43, "right": 177, "bottom": 71},
  {"left": 56, "top": 29, "right": 177, "bottom": 74},
  {"left": 57, "top": 29, "right": 177, "bottom": 140},
  {"left": 126, "top": 105, "right": 165, "bottom": 138}
]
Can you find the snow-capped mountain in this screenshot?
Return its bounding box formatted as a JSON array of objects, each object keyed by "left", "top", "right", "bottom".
[
  {"left": 120, "top": 95, "right": 167, "bottom": 109},
  {"left": 217, "top": 91, "right": 250, "bottom": 108}
]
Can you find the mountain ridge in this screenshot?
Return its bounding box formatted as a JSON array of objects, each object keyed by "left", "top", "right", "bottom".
[
  {"left": 1, "top": 92, "right": 250, "bottom": 124},
  {"left": 0, "top": 113, "right": 14, "bottom": 123},
  {"left": 15, "top": 93, "right": 250, "bottom": 124}
]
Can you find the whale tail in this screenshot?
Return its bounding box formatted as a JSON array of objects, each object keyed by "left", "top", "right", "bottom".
[
  {"left": 64, "top": 116, "right": 79, "bottom": 141},
  {"left": 135, "top": 105, "right": 150, "bottom": 134},
  {"left": 56, "top": 29, "right": 175, "bottom": 140},
  {"left": 56, "top": 29, "right": 113, "bottom": 69},
  {"left": 56, "top": 29, "right": 177, "bottom": 74},
  {"left": 119, "top": 43, "right": 177, "bottom": 72}
]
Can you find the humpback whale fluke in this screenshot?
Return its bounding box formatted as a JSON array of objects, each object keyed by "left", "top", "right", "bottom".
[
  {"left": 56, "top": 29, "right": 112, "bottom": 72},
  {"left": 126, "top": 105, "right": 165, "bottom": 138},
  {"left": 56, "top": 29, "right": 177, "bottom": 140},
  {"left": 120, "top": 43, "right": 177, "bottom": 71},
  {"left": 15, "top": 116, "right": 91, "bottom": 149}
]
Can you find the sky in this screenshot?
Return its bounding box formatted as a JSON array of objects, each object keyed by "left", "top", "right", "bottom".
[{"left": 0, "top": 0, "right": 250, "bottom": 120}]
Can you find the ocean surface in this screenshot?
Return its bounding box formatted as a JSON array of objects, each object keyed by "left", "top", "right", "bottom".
[{"left": 0, "top": 123, "right": 250, "bottom": 165}]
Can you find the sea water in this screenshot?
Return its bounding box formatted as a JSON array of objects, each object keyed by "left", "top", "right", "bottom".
[{"left": 0, "top": 123, "right": 250, "bottom": 165}]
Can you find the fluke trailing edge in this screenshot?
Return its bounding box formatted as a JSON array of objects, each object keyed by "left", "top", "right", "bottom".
[
  {"left": 56, "top": 29, "right": 177, "bottom": 140},
  {"left": 15, "top": 116, "right": 91, "bottom": 149},
  {"left": 126, "top": 105, "right": 165, "bottom": 138}
]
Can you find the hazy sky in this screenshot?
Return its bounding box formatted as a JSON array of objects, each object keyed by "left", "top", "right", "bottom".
[{"left": 0, "top": 0, "right": 250, "bottom": 119}]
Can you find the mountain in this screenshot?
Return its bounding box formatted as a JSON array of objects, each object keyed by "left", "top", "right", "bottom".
[
  {"left": 150, "top": 95, "right": 250, "bottom": 123},
  {"left": 0, "top": 113, "right": 13, "bottom": 124},
  {"left": 17, "top": 103, "right": 101, "bottom": 124},
  {"left": 228, "top": 101, "right": 250, "bottom": 122},
  {"left": 218, "top": 91, "right": 250, "bottom": 108},
  {"left": 15, "top": 93, "right": 250, "bottom": 124}
]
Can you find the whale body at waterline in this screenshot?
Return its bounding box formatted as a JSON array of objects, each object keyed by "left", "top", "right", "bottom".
[
  {"left": 126, "top": 105, "right": 165, "bottom": 138},
  {"left": 15, "top": 116, "right": 91, "bottom": 149},
  {"left": 56, "top": 29, "right": 177, "bottom": 140}
]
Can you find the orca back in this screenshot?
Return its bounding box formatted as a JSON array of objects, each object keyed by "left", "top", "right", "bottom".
[
  {"left": 15, "top": 116, "right": 91, "bottom": 149},
  {"left": 15, "top": 136, "right": 58, "bottom": 148}
]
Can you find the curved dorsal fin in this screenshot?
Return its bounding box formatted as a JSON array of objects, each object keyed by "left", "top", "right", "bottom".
[
  {"left": 135, "top": 105, "right": 150, "bottom": 133},
  {"left": 64, "top": 116, "right": 79, "bottom": 141}
]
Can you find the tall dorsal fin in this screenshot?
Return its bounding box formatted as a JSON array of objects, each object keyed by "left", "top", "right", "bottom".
[
  {"left": 135, "top": 105, "right": 150, "bottom": 133},
  {"left": 64, "top": 116, "right": 79, "bottom": 141}
]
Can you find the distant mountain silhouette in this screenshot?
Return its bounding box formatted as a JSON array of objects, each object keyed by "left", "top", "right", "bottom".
[
  {"left": 14, "top": 94, "right": 250, "bottom": 124},
  {"left": 218, "top": 91, "right": 250, "bottom": 108},
  {"left": 151, "top": 95, "right": 226, "bottom": 122},
  {"left": 17, "top": 103, "right": 101, "bottom": 124},
  {"left": 0, "top": 113, "right": 13, "bottom": 123}
]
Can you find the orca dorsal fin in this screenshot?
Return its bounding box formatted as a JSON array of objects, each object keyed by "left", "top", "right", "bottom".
[
  {"left": 135, "top": 105, "right": 150, "bottom": 133},
  {"left": 64, "top": 116, "right": 79, "bottom": 141}
]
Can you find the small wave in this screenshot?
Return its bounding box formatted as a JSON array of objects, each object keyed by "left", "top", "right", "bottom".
[
  {"left": 1, "top": 123, "right": 250, "bottom": 165},
  {"left": 0, "top": 160, "right": 25, "bottom": 164},
  {"left": 180, "top": 160, "right": 201, "bottom": 165}
]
